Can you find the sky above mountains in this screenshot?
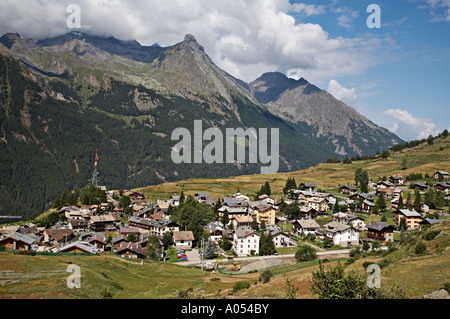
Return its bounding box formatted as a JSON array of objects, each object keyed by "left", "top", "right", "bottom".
[{"left": 0, "top": 0, "right": 448, "bottom": 141}]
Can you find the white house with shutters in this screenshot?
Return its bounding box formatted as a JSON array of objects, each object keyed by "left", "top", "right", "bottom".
[{"left": 232, "top": 229, "right": 260, "bottom": 256}]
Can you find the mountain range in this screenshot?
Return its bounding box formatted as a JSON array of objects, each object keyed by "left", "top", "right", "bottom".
[{"left": 0, "top": 31, "right": 403, "bottom": 219}]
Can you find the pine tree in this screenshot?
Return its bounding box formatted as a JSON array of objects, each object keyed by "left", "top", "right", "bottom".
[
  {"left": 205, "top": 240, "right": 216, "bottom": 259},
  {"left": 413, "top": 188, "right": 422, "bottom": 212}
]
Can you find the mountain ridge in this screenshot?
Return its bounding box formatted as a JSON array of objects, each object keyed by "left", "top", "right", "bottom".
[{"left": 0, "top": 31, "right": 403, "bottom": 219}]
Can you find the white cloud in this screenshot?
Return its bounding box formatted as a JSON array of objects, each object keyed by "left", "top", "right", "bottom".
[
  {"left": 383, "top": 109, "right": 440, "bottom": 140},
  {"left": 331, "top": 6, "right": 359, "bottom": 28},
  {"left": 327, "top": 80, "right": 357, "bottom": 105},
  {"left": 290, "top": 3, "right": 326, "bottom": 17},
  {"left": 421, "top": 0, "right": 450, "bottom": 21},
  {"left": 0, "top": 0, "right": 390, "bottom": 83}
]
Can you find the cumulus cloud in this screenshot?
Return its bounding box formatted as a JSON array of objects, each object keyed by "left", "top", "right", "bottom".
[
  {"left": 383, "top": 109, "right": 440, "bottom": 140},
  {"left": 327, "top": 79, "right": 357, "bottom": 105},
  {"left": 0, "top": 0, "right": 389, "bottom": 83}
]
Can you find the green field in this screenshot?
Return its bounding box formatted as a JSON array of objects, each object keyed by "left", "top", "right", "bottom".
[{"left": 136, "top": 135, "right": 450, "bottom": 202}]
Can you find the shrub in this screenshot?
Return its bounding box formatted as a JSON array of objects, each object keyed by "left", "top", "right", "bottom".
[
  {"left": 232, "top": 281, "right": 251, "bottom": 293},
  {"left": 14, "top": 250, "right": 36, "bottom": 256},
  {"left": 295, "top": 244, "right": 317, "bottom": 262},
  {"left": 259, "top": 270, "right": 274, "bottom": 284},
  {"left": 424, "top": 230, "right": 440, "bottom": 241},
  {"left": 414, "top": 242, "right": 427, "bottom": 255}
]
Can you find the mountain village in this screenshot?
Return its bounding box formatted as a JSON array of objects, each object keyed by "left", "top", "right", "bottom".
[{"left": 1, "top": 170, "right": 448, "bottom": 265}]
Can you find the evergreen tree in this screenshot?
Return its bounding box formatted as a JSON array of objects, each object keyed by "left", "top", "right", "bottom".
[
  {"left": 259, "top": 231, "right": 276, "bottom": 256},
  {"left": 398, "top": 194, "right": 404, "bottom": 209},
  {"left": 376, "top": 192, "right": 387, "bottom": 211},
  {"left": 399, "top": 217, "right": 407, "bottom": 232},
  {"left": 406, "top": 192, "right": 413, "bottom": 209},
  {"left": 424, "top": 188, "right": 436, "bottom": 209},
  {"left": 205, "top": 240, "right": 216, "bottom": 259},
  {"left": 413, "top": 188, "right": 422, "bottom": 212}
]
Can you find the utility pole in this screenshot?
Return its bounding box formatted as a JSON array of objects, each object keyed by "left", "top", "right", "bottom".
[{"left": 201, "top": 238, "right": 205, "bottom": 271}]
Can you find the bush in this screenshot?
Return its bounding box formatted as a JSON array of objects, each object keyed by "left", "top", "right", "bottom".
[
  {"left": 14, "top": 250, "right": 36, "bottom": 256},
  {"left": 232, "top": 281, "right": 251, "bottom": 293},
  {"left": 414, "top": 242, "right": 427, "bottom": 255},
  {"left": 424, "top": 230, "right": 440, "bottom": 241},
  {"left": 295, "top": 244, "right": 317, "bottom": 262},
  {"left": 259, "top": 270, "right": 274, "bottom": 284}
]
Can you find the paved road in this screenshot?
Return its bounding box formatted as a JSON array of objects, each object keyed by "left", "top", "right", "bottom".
[{"left": 176, "top": 249, "right": 350, "bottom": 267}]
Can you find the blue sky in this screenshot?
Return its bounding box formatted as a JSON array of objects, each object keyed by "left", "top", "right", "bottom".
[
  {"left": 0, "top": 0, "right": 448, "bottom": 141},
  {"left": 287, "top": 0, "right": 450, "bottom": 141}
]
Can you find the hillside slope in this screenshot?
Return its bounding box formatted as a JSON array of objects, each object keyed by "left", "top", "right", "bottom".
[
  {"left": 138, "top": 134, "right": 450, "bottom": 201},
  {"left": 0, "top": 33, "right": 337, "bottom": 219},
  {"left": 250, "top": 72, "right": 403, "bottom": 157}
]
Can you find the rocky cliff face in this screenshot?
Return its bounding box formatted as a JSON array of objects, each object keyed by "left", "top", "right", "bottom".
[{"left": 250, "top": 72, "right": 403, "bottom": 156}]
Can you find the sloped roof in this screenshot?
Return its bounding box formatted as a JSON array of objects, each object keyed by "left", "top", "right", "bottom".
[
  {"left": 45, "top": 228, "right": 73, "bottom": 241},
  {"left": 323, "top": 221, "right": 353, "bottom": 233},
  {"left": 396, "top": 209, "right": 421, "bottom": 217},
  {"left": 173, "top": 231, "right": 195, "bottom": 241},
  {"left": 367, "top": 221, "right": 395, "bottom": 231},
  {"left": 1, "top": 232, "right": 36, "bottom": 245},
  {"left": 296, "top": 219, "right": 320, "bottom": 229},
  {"left": 58, "top": 241, "right": 99, "bottom": 254}
]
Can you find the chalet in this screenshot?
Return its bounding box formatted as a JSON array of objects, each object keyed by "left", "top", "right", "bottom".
[
  {"left": 306, "top": 197, "right": 328, "bottom": 212},
  {"left": 69, "top": 219, "right": 88, "bottom": 233},
  {"left": 419, "top": 218, "right": 444, "bottom": 229},
  {"left": 299, "top": 207, "right": 318, "bottom": 220},
  {"left": 230, "top": 215, "right": 253, "bottom": 228},
  {"left": 128, "top": 192, "right": 146, "bottom": 201},
  {"left": 119, "top": 226, "right": 140, "bottom": 235},
  {"left": 300, "top": 183, "right": 316, "bottom": 192},
  {"left": 349, "top": 193, "right": 375, "bottom": 202},
  {"left": 326, "top": 194, "right": 337, "bottom": 206},
  {"left": 195, "top": 192, "right": 210, "bottom": 202},
  {"left": 111, "top": 234, "right": 128, "bottom": 247},
  {"left": 89, "top": 214, "right": 120, "bottom": 232},
  {"left": 433, "top": 171, "right": 449, "bottom": 180},
  {"left": 322, "top": 221, "right": 359, "bottom": 247},
  {"left": 133, "top": 206, "right": 152, "bottom": 218},
  {"left": 380, "top": 187, "right": 403, "bottom": 199},
  {"left": 232, "top": 229, "right": 260, "bottom": 256},
  {"left": 339, "top": 185, "right": 358, "bottom": 195},
  {"left": 170, "top": 195, "right": 182, "bottom": 206},
  {"left": 360, "top": 200, "right": 374, "bottom": 213},
  {"left": 60, "top": 206, "right": 83, "bottom": 220},
  {"left": 204, "top": 223, "right": 224, "bottom": 243},
  {"left": 260, "top": 195, "right": 276, "bottom": 205},
  {"left": 114, "top": 242, "right": 147, "bottom": 259},
  {"left": 57, "top": 241, "right": 99, "bottom": 254},
  {"left": 435, "top": 182, "right": 450, "bottom": 192},
  {"left": 252, "top": 204, "right": 276, "bottom": 225},
  {"left": 43, "top": 229, "right": 74, "bottom": 246},
  {"left": 270, "top": 230, "right": 295, "bottom": 247},
  {"left": 85, "top": 235, "right": 107, "bottom": 251},
  {"left": 389, "top": 175, "right": 404, "bottom": 186},
  {"left": 218, "top": 205, "right": 251, "bottom": 218},
  {"left": 412, "top": 183, "right": 429, "bottom": 193},
  {"left": 234, "top": 193, "right": 250, "bottom": 202},
  {"left": 394, "top": 209, "right": 422, "bottom": 230},
  {"left": 333, "top": 213, "right": 366, "bottom": 230},
  {"left": 292, "top": 219, "right": 321, "bottom": 236},
  {"left": 173, "top": 231, "right": 195, "bottom": 250},
  {"left": 366, "top": 222, "right": 395, "bottom": 243},
  {"left": 127, "top": 216, "right": 179, "bottom": 238},
  {"left": 377, "top": 181, "right": 394, "bottom": 192},
  {"left": 0, "top": 233, "right": 35, "bottom": 251}
]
